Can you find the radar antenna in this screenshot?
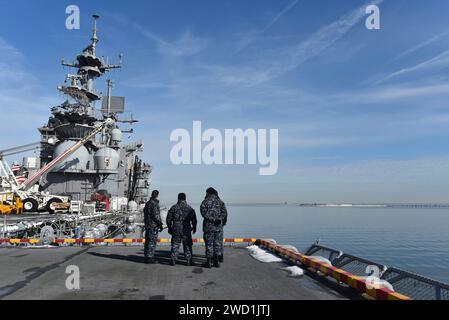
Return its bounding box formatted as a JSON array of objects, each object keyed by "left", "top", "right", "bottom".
[{"left": 91, "top": 14, "right": 100, "bottom": 55}]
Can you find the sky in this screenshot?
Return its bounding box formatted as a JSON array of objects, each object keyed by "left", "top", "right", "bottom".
[{"left": 1, "top": 0, "right": 449, "bottom": 204}]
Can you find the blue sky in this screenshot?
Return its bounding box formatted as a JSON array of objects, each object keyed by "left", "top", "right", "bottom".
[{"left": 1, "top": 0, "right": 449, "bottom": 204}]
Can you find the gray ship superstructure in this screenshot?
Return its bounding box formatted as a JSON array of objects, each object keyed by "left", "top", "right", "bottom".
[{"left": 33, "top": 15, "right": 150, "bottom": 206}]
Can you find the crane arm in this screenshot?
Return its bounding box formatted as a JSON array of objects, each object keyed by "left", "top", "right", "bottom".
[
  {"left": 0, "top": 142, "right": 41, "bottom": 193},
  {"left": 0, "top": 142, "right": 40, "bottom": 158},
  {"left": 20, "top": 118, "right": 113, "bottom": 191},
  {"left": 0, "top": 158, "right": 20, "bottom": 191}
]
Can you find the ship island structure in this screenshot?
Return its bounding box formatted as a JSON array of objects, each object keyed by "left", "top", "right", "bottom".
[
  {"left": 0, "top": 15, "right": 152, "bottom": 240},
  {"left": 38, "top": 14, "right": 151, "bottom": 207}
]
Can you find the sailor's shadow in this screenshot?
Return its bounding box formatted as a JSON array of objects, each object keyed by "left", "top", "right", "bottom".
[
  {"left": 137, "top": 249, "right": 207, "bottom": 264},
  {"left": 88, "top": 251, "right": 206, "bottom": 266},
  {"left": 88, "top": 252, "right": 145, "bottom": 263}
]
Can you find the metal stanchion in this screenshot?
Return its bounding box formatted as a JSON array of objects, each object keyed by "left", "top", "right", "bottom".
[{"left": 2, "top": 214, "right": 6, "bottom": 246}]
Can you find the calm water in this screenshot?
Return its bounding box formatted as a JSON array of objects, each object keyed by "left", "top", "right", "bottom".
[{"left": 182, "top": 205, "right": 449, "bottom": 283}]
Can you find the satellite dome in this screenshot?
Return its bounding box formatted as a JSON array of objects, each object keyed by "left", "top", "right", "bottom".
[
  {"left": 94, "top": 147, "right": 119, "bottom": 170},
  {"left": 127, "top": 201, "right": 138, "bottom": 212},
  {"left": 53, "top": 141, "right": 89, "bottom": 171},
  {"left": 111, "top": 128, "right": 122, "bottom": 142}
]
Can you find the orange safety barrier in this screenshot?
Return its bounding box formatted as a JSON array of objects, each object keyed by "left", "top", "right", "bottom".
[
  {"left": 256, "top": 239, "right": 411, "bottom": 301},
  {"left": 0, "top": 238, "right": 257, "bottom": 245},
  {"left": 0, "top": 239, "right": 40, "bottom": 244}
]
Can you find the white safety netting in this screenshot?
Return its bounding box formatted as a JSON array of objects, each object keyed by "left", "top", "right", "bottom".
[{"left": 247, "top": 245, "right": 282, "bottom": 263}]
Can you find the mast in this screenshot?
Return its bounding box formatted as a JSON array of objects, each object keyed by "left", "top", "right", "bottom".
[
  {"left": 60, "top": 15, "right": 123, "bottom": 113},
  {"left": 106, "top": 79, "right": 113, "bottom": 116},
  {"left": 91, "top": 14, "right": 99, "bottom": 56},
  {"left": 33, "top": 14, "right": 150, "bottom": 203}
]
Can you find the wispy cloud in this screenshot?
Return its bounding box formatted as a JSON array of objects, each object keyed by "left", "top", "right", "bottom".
[
  {"left": 379, "top": 49, "right": 449, "bottom": 84},
  {"left": 133, "top": 23, "right": 207, "bottom": 57},
  {"left": 106, "top": 12, "right": 208, "bottom": 57},
  {"left": 337, "top": 82, "right": 449, "bottom": 103},
  {"left": 0, "top": 37, "right": 56, "bottom": 145},
  {"left": 132, "top": 23, "right": 171, "bottom": 47},
  {"left": 161, "top": 30, "right": 207, "bottom": 57},
  {"left": 234, "top": 0, "right": 301, "bottom": 53},
  {"left": 0, "top": 37, "right": 35, "bottom": 86},
  {"left": 264, "top": 0, "right": 300, "bottom": 32},
  {"left": 215, "top": 0, "right": 384, "bottom": 87},
  {"left": 305, "top": 156, "right": 449, "bottom": 184},
  {"left": 392, "top": 30, "right": 449, "bottom": 62},
  {"left": 0, "top": 37, "right": 23, "bottom": 60}
]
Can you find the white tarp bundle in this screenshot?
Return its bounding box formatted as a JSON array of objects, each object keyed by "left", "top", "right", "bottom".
[
  {"left": 25, "top": 245, "right": 57, "bottom": 249},
  {"left": 247, "top": 245, "right": 282, "bottom": 263},
  {"left": 361, "top": 277, "right": 395, "bottom": 292},
  {"left": 282, "top": 266, "right": 305, "bottom": 277}
]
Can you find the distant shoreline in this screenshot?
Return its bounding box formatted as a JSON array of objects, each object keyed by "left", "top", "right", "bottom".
[
  {"left": 222, "top": 203, "right": 449, "bottom": 208},
  {"left": 298, "top": 203, "right": 449, "bottom": 208},
  {"left": 185, "top": 202, "right": 449, "bottom": 208}
]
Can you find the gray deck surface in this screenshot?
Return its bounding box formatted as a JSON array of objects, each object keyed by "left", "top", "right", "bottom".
[{"left": 0, "top": 245, "right": 347, "bottom": 300}]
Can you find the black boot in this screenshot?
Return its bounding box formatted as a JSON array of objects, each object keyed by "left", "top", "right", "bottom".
[
  {"left": 170, "top": 259, "right": 176, "bottom": 266},
  {"left": 218, "top": 255, "right": 224, "bottom": 263},
  {"left": 202, "top": 258, "right": 212, "bottom": 268},
  {"left": 213, "top": 256, "right": 220, "bottom": 268},
  {"left": 186, "top": 259, "right": 194, "bottom": 266},
  {"left": 148, "top": 258, "right": 158, "bottom": 264}
]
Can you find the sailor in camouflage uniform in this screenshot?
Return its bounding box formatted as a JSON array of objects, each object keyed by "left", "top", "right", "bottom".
[
  {"left": 200, "top": 187, "right": 228, "bottom": 268},
  {"left": 143, "top": 190, "right": 163, "bottom": 264},
  {"left": 215, "top": 190, "right": 227, "bottom": 263},
  {"left": 167, "top": 193, "right": 197, "bottom": 266}
]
